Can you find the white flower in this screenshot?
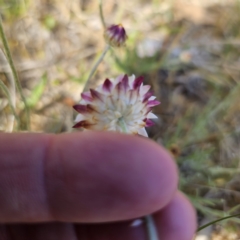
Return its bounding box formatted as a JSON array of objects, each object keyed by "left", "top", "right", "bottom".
[{"left": 73, "top": 75, "right": 160, "bottom": 137}]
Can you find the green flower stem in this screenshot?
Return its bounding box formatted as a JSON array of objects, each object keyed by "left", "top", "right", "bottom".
[
  {"left": 98, "top": 0, "right": 106, "bottom": 29},
  {"left": 0, "top": 15, "right": 30, "bottom": 130},
  {"left": 0, "top": 80, "right": 20, "bottom": 129},
  {"left": 83, "top": 44, "right": 110, "bottom": 91},
  {"left": 82, "top": 0, "right": 107, "bottom": 92},
  {"left": 118, "top": 117, "right": 128, "bottom": 133},
  {"left": 145, "top": 215, "right": 159, "bottom": 240},
  {"left": 118, "top": 119, "right": 159, "bottom": 240}
]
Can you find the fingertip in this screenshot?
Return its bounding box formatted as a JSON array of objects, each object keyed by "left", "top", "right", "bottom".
[
  {"left": 47, "top": 131, "right": 178, "bottom": 222},
  {"left": 154, "top": 191, "right": 197, "bottom": 240}
]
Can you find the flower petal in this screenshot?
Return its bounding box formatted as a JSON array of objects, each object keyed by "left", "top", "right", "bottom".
[
  {"left": 73, "top": 104, "right": 88, "bottom": 114},
  {"left": 147, "top": 112, "right": 158, "bottom": 119},
  {"left": 149, "top": 96, "right": 156, "bottom": 100},
  {"left": 138, "top": 128, "right": 148, "bottom": 137},
  {"left": 113, "top": 74, "right": 124, "bottom": 85},
  {"left": 102, "top": 78, "right": 113, "bottom": 92},
  {"left": 116, "top": 81, "right": 123, "bottom": 96},
  {"left": 147, "top": 100, "right": 160, "bottom": 107},
  {"left": 128, "top": 75, "right": 135, "bottom": 88},
  {"left": 133, "top": 76, "right": 144, "bottom": 90},
  {"left": 73, "top": 120, "right": 94, "bottom": 129},
  {"left": 129, "top": 90, "right": 138, "bottom": 104},
  {"left": 81, "top": 92, "right": 93, "bottom": 102},
  {"left": 75, "top": 114, "right": 85, "bottom": 122},
  {"left": 143, "top": 91, "right": 154, "bottom": 102},
  {"left": 73, "top": 104, "right": 98, "bottom": 114},
  {"left": 90, "top": 89, "right": 103, "bottom": 101},
  {"left": 145, "top": 119, "right": 155, "bottom": 127},
  {"left": 121, "top": 74, "right": 129, "bottom": 91},
  {"left": 140, "top": 85, "right": 151, "bottom": 95}
]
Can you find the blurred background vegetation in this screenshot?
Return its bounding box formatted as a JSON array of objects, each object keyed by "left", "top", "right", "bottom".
[{"left": 1, "top": 0, "right": 240, "bottom": 239}]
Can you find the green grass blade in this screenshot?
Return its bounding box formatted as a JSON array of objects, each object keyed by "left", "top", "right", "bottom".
[
  {"left": 197, "top": 213, "right": 240, "bottom": 232},
  {"left": 0, "top": 15, "right": 30, "bottom": 130},
  {"left": 0, "top": 80, "right": 20, "bottom": 129},
  {"left": 26, "top": 74, "right": 47, "bottom": 108}
]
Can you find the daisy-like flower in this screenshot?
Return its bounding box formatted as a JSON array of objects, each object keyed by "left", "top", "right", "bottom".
[
  {"left": 73, "top": 75, "right": 160, "bottom": 137},
  {"left": 104, "top": 24, "right": 127, "bottom": 47}
]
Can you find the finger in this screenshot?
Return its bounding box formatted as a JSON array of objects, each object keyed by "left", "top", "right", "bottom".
[
  {"left": 75, "top": 221, "right": 147, "bottom": 240},
  {"left": 154, "top": 191, "right": 197, "bottom": 240},
  {"left": 2, "top": 221, "right": 147, "bottom": 240},
  {"left": 0, "top": 131, "right": 177, "bottom": 223},
  {"left": 0, "top": 192, "right": 196, "bottom": 240},
  {"left": 75, "top": 191, "right": 197, "bottom": 240},
  {"left": 3, "top": 223, "right": 77, "bottom": 240}
]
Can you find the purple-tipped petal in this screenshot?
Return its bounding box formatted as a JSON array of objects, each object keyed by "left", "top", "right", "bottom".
[
  {"left": 133, "top": 76, "right": 144, "bottom": 90},
  {"left": 86, "top": 104, "right": 98, "bottom": 113},
  {"left": 128, "top": 89, "right": 138, "bottom": 104},
  {"left": 73, "top": 104, "right": 97, "bottom": 114},
  {"left": 90, "top": 89, "right": 103, "bottom": 101},
  {"left": 121, "top": 74, "right": 129, "bottom": 91},
  {"left": 145, "top": 119, "right": 155, "bottom": 127},
  {"left": 102, "top": 78, "right": 113, "bottom": 92},
  {"left": 73, "top": 120, "right": 94, "bottom": 129},
  {"left": 143, "top": 91, "right": 154, "bottom": 102},
  {"left": 148, "top": 100, "right": 160, "bottom": 107},
  {"left": 81, "top": 92, "right": 93, "bottom": 102},
  {"left": 73, "top": 104, "right": 88, "bottom": 113},
  {"left": 115, "top": 74, "right": 124, "bottom": 84},
  {"left": 141, "top": 85, "right": 151, "bottom": 95},
  {"left": 145, "top": 107, "right": 152, "bottom": 115},
  {"left": 116, "top": 81, "right": 123, "bottom": 95}
]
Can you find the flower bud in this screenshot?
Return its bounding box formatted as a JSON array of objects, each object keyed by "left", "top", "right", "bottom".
[{"left": 104, "top": 24, "right": 127, "bottom": 47}]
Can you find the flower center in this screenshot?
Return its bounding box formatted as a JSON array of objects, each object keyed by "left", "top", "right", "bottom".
[
  {"left": 113, "top": 111, "right": 122, "bottom": 119},
  {"left": 117, "top": 117, "right": 128, "bottom": 133}
]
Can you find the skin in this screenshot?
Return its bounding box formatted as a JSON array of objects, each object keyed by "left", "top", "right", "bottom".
[{"left": 0, "top": 131, "right": 196, "bottom": 240}]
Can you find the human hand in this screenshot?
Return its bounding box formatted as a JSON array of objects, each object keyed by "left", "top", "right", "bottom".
[{"left": 0, "top": 131, "right": 196, "bottom": 240}]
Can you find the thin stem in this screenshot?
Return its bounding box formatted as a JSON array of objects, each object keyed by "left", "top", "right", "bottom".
[
  {"left": 145, "top": 215, "right": 160, "bottom": 240},
  {"left": 118, "top": 117, "right": 128, "bottom": 133},
  {"left": 0, "top": 49, "right": 16, "bottom": 132},
  {"left": 0, "top": 15, "right": 30, "bottom": 130},
  {"left": 116, "top": 115, "right": 159, "bottom": 240},
  {"left": 0, "top": 80, "right": 20, "bottom": 130},
  {"left": 98, "top": 0, "right": 106, "bottom": 29},
  {"left": 83, "top": 45, "right": 110, "bottom": 91},
  {"left": 197, "top": 213, "right": 240, "bottom": 232}
]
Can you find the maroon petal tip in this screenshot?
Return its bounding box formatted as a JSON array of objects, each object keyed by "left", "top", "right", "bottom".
[
  {"left": 72, "top": 122, "right": 83, "bottom": 128},
  {"left": 73, "top": 104, "right": 88, "bottom": 113},
  {"left": 133, "top": 76, "right": 144, "bottom": 89},
  {"left": 147, "top": 100, "right": 160, "bottom": 107},
  {"left": 73, "top": 120, "right": 93, "bottom": 129},
  {"left": 121, "top": 74, "right": 129, "bottom": 91},
  {"left": 81, "top": 92, "right": 93, "bottom": 102},
  {"left": 145, "top": 119, "right": 155, "bottom": 127},
  {"left": 90, "top": 89, "right": 103, "bottom": 101},
  {"left": 103, "top": 78, "right": 113, "bottom": 92},
  {"left": 116, "top": 80, "right": 124, "bottom": 94},
  {"left": 143, "top": 91, "right": 154, "bottom": 102}
]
